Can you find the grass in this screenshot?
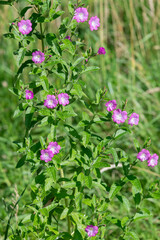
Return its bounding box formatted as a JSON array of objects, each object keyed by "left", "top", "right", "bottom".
[{"left": 0, "top": 0, "right": 160, "bottom": 239}]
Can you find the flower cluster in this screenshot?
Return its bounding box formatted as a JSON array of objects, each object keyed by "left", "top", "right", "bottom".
[
  {"left": 85, "top": 225, "right": 98, "bottom": 237},
  {"left": 137, "top": 149, "right": 159, "bottom": 167},
  {"left": 105, "top": 100, "right": 139, "bottom": 126},
  {"left": 44, "top": 93, "right": 69, "bottom": 109},
  {"left": 73, "top": 7, "right": 100, "bottom": 31},
  {"left": 40, "top": 142, "right": 61, "bottom": 163}
]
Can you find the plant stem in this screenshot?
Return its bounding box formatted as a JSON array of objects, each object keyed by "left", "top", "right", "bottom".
[
  {"left": 40, "top": 22, "right": 45, "bottom": 52},
  {"left": 59, "top": 168, "right": 71, "bottom": 234}
]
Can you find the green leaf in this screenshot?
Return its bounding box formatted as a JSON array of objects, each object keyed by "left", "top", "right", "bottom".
[
  {"left": 122, "top": 195, "right": 130, "bottom": 212},
  {"left": 121, "top": 216, "right": 129, "bottom": 228},
  {"left": 63, "top": 182, "right": 76, "bottom": 189},
  {"left": 80, "top": 66, "right": 100, "bottom": 75},
  {"left": 57, "top": 106, "right": 77, "bottom": 120},
  {"left": 61, "top": 39, "right": 76, "bottom": 55},
  {"left": 46, "top": 166, "right": 57, "bottom": 182},
  {"left": 114, "top": 129, "right": 128, "bottom": 140},
  {"left": 109, "top": 183, "right": 122, "bottom": 200},
  {"left": 125, "top": 231, "right": 139, "bottom": 240},
  {"left": 72, "top": 57, "right": 85, "bottom": 67},
  {"left": 150, "top": 192, "right": 160, "bottom": 199},
  {"left": 25, "top": 106, "right": 35, "bottom": 129},
  {"left": 133, "top": 209, "right": 151, "bottom": 222},
  {"left": 46, "top": 33, "right": 62, "bottom": 55},
  {"left": 133, "top": 138, "right": 140, "bottom": 152},
  {"left": 40, "top": 136, "right": 46, "bottom": 148},
  {"left": 49, "top": 9, "right": 65, "bottom": 20},
  {"left": 39, "top": 108, "right": 51, "bottom": 116},
  {"left": 128, "top": 175, "right": 142, "bottom": 196},
  {"left": 60, "top": 207, "right": 69, "bottom": 220},
  {"left": 0, "top": 1, "right": 12, "bottom": 5},
  {"left": 92, "top": 158, "right": 110, "bottom": 168},
  {"left": 40, "top": 75, "right": 49, "bottom": 91},
  {"left": 85, "top": 175, "right": 92, "bottom": 188},
  {"left": 45, "top": 178, "right": 53, "bottom": 191},
  {"left": 110, "top": 148, "right": 119, "bottom": 164},
  {"left": 70, "top": 83, "right": 83, "bottom": 98},
  {"left": 92, "top": 181, "right": 106, "bottom": 192},
  {"left": 20, "top": 6, "right": 32, "bottom": 17},
  {"left": 82, "top": 131, "right": 90, "bottom": 147},
  {"left": 17, "top": 48, "right": 26, "bottom": 66},
  {"left": 16, "top": 155, "right": 26, "bottom": 168}
]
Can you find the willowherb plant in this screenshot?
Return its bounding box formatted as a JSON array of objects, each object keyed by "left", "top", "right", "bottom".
[{"left": 2, "top": 0, "right": 159, "bottom": 239}]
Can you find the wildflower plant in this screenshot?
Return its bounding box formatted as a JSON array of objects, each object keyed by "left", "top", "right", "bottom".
[{"left": 2, "top": 0, "right": 159, "bottom": 239}]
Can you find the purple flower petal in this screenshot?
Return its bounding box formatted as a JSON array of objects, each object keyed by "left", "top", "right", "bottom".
[
  {"left": 73, "top": 7, "right": 89, "bottom": 23},
  {"left": 137, "top": 149, "right": 150, "bottom": 162},
  {"left": 25, "top": 90, "right": 34, "bottom": 100},
  {"left": 58, "top": 93, "right": 69, "bottom": 106},
  {"left": 112, "top": 109, "right": 127, "bottom": 124},
  {"left": 44, "top": 95, "right": 58, "bottom": 109},
  {"left": 105, "top": 100, "right": 117, "bottom": 111},
  {"left": 89, "top": 16, "right": 100, "bottom": 31},
  {"left": 18, "top": 19, "right": 32, "bottom": 35},
  {"left": 98, "top": 47, "right": 106, "bottom": 55},
  {"left": 32, "top": 51, "right": 45, "bottom": 64},
  {"left": 128, "top": 113, "right": 139, "bottom": 126},
  {"left": 47, "top": 142, "right": 61, "bottom": 155},
  {"left": 85, "top": 225, "right": 98, "bottom": 237},
  {"left": 40, "top": 149, "right": 53, "bottom": 162},
  {"left": 148, "top": 154, "right": 159, "bottom": 167}
]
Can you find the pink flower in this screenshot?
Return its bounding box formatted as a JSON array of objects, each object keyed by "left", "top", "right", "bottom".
[
  {"left": 73, "top": 7, "right": 89, "bottom": 23},
  {"left": 40, "top": 149, "right": 53, "bottom": 163},
  {"left": 44, "top": 95, "right": 58, "bottom": 109},
  {"left": 148, "top": 154, "right": 159, "bottom": 167},
  {"left": 128, "top": 113, "right": 139, "bottom": 126},
  {"left": 25, "top": 90, "right": 34, "bottom": 100},
  {"left": 98, "top": 47, "right": 106, "bottom": 55},
  {"left": 89, "top": 16, "right": 100, "bottom": 31},
  {"left": 105, "top": 100, "right": 117, "bottom": 112},
  {"left": 65, "top": 36, "right": 71, "bottom": 41},
  {"left": 85, "top": 225, "right": 98, "bottom": 237},
  {"left": 58, "top": 93, "right": 69, "bottom": 106},
  {"left": 47, "top": 142, "right": 61, "bottom": 155},
  {"left": 32, "top": 51, "right": 45, "bottom": 64},
  {"left": 112, "top": 109, "right": 127, "bottom": 124},
  {"left": 18, "top": 20, "right": 32, "bottom": 35},
  {"left": 137, "top": 149, "right": 150, "bottom": 162}
]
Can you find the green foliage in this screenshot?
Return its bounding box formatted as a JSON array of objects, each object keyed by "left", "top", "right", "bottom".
[{"left": 0, "top": 0, "right": 160, "bottom": 240}]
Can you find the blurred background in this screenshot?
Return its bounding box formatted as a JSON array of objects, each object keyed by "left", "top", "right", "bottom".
[{"left": 0, "top": 0, "right": 160, "bottom": 239}]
